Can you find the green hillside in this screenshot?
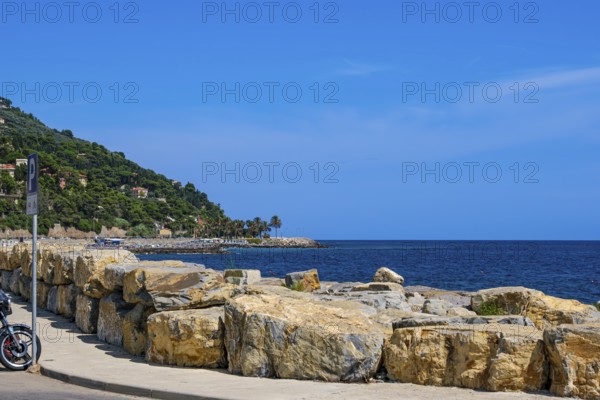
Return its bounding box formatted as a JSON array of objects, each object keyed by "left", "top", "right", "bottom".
[{"left": 0, "top": 96, "right": 227, "bottom": 237}]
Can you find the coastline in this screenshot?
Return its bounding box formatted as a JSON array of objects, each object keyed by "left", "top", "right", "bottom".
[
  {"left": 1, "top": 242, "right": 599, "bottom": 399},
  {"left": 123, "top": 237, "right": 326, "bottom": 255}
]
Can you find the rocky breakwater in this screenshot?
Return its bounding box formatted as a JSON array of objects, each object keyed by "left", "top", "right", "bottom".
[
  {"left": 245, "top": 237, "right": 325, "bottom": 248},
  {"left": 2, "top": 244, "right": 600, "bottom": 399},
  {"left": 125, "top": 237, "right": 324, "bottom": 255}
]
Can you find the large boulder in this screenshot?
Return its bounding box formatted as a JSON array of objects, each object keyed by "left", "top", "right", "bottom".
[
  {"left": 544, "top": 324, "right": 600, "bottom": 399},
  {"left": 384, "top": 324, "right": 547, "bottom": 392},
  {"left": 21, "top": 250, "right": 42, "bottom": 281},
  {"left": 7, "top": 244, "right": 31, "bottom": 271},
  {"left": 224, "top": 292, "right": 385, "bottom": 382},
  {"left": 18, "top": 274, "right": 32, "bottom": 300},
  {"left": 422, "top": 299, "right": 452, "bottom": 316},
  {"left": 40, "top": 246, "right": 80, "bottom": 285},
  {"left": 0, "top": 245, "right": 11, "bottom": 271},
  {"left": 224, "top": 269, "right": 261, "bottom": 286},
  {"left": 147, "top": 308, "right": 226, "bottom": 368},
  {"left": 104, "top": 263, "right": 143, "bottom": 292},
  {"left": 446, "top": 307, "right": 477, "bottom": 317},
  {"left": 372, "top": 267, "right": 404, "bottom": 285},
  {"left": 0, "top": 270, "right": 11, "bottom": 291},
  {"left": 406, "top": 286, "right": 473, "bottom": 308},
  {"left": 315, "top": 282, "right": 410, "bottom": 312},
  {"left": 284, "top": 269, "right": 320, "bottom": 292},
  {"left": 123, "top": 303, "right": 156, "bottom": 356},
  {"left": 392, "top": 314, "right": 535, "bottom": 329},
  {"left": 56, "top": 284, "right": 79, "bottom": 319},
  {"left": 13, "top": 277, "right": 51, "bottom": 309},
  {"left": 36, "top": 281, "right": 53, "bottom": 310},
  {"left": 406, "top": 292, "right": 426, "bottom": 312},
  {"left": 75, "top": 294, "right": 100, "bottom": 334},
  {"left": 47, "top": 286, "right": 59, "bottom": 314},
  {"left": 472, "top": 287, "right": 600, "bottom": 329},
  {"left": 123, "top": 263, "right": 230, "bottom": 311},
  {"left": 351, "top": 282, "right": 405, "bottom": 293},
  {"left": 74, "top": 249, "right": 138, "bottom": 299},
  {"left": 97, "top": 293, "right": 134, "bottom": 346},
  {"left": 9, "top": 268, "right": 21, "bottom": 294}
]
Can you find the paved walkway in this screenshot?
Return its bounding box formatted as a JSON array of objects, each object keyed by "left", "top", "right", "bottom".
[{"left": 10, "top": 298, "right": 557, "bottom": 400}]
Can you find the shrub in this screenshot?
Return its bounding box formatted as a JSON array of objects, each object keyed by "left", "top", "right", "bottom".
[
  {"left": 281, "top": 280, "right": 305, "bottom": 292},
  {"left": 289, "top": 281, "right": 305, "bottom": 292},
  {"left": 479, "top": 301, "right": 502, "bottom": 316}
]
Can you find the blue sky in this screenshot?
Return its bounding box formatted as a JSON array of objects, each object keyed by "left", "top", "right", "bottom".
[{"left": 2, "top": 1, "right": 599, "bottom": 239}]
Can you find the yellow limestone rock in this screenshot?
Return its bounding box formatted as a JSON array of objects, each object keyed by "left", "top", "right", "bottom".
[
  {"left": 123, "top": 303, "right": 156, "bottom": 356},
  {"left": 7, "top": 244, "right": 31, "bottom": 272},
  {"left": 40, "top": 246, "right": 81, "bottom": 285},
  {"left": 36, "top": 281, "right": 52, "bottom": 310},
  {"left": 97, "top": 293, "right": 134, "bottom": 346},
  {"left": 544, "top": 324, "right": 600, "bottom": 399},
  {"left": 471, "top": 287, "right": 599, "bottom": 329},
  {"left": 384, "top": 324, "right": 547, "bottom": 392},
  {"left": 74, "top": 249, "right": 138, "bottom": 299},
  {"left": 123, "top": 263, "right": 230, "bottom": 311},
  {"left": 0, "top": 245, "right": 10, "bottom": 271},
  {"left": 372, "top": 267, "right": 404, "bottom": 285},
  {"left": 75, "top": 294, "right": 100, "bottom": 334},
  {"left": 147, "top": 308, "right": 226, "bottom": 368},
  {"left": 224, "top": 292, "right": 385, "bottom": 382},
  {"left": 56, "top": 284, "right": 79, "bottom": 319},
  {"left": 9, "top": 268, "right": 21, "bottom": 294},
  {"left": 284, "top": 269, "right": 321, "bottom": 292},
  {"left": 0, "top": 270, "right": 11, "bottom": 291}
]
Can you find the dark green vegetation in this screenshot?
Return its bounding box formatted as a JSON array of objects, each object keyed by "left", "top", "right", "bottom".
[
  {"left": 0, "top": 97, "right": 280, "bottom": 238},
  {"left": 478, "top": 301, "right": 502, "bottom": 316}
]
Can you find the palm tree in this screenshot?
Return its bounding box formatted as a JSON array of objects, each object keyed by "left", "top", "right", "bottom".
[
  {"left": 224, "top": 219, "right": 233, "bottom": 239},
  {"left": 252, "top": 217, "right": 262, "bottom": 238},
  {"left": 269, "top": 215, "right": 282, "bottom": 238},
  {"left": 244, "top": 220, "right": 252, "bottom": 238},
  {"left": 232, "top": 220, "right": 245, "bottom": 238},
  {"left": 260, "top": 221, "right": 271, "bottom": 238}
]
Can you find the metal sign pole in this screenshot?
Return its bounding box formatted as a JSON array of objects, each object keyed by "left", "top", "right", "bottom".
[
  {"left": 27, "top": 154, "right": 39, "bottom": 366},
  {"left": 32, "top": 214, "right": 37, "bottom": 365}
]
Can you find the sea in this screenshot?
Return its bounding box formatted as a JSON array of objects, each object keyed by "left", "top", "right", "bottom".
[{"left": 138, "top": 240, "right": 600, "bottom": 305}]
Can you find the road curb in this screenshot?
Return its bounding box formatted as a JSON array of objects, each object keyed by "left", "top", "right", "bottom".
[{"left": 40, "top": 364, "right": 227, "bottom": 400}]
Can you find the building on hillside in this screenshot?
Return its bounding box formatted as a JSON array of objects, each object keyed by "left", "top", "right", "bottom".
[
  {"left": 132, "top": 187, "right": 149, "bottom": 199},
  {"left": 0, "top": 164, "right": 15, "bottom": 178},
  {"left": 159, "top": 228, "right": 172, "bottom": 238},
  {"left": 40, "top": 167, "right": 56, "bottom": 177},
  {"left": 15, "top": 159, "right": 27, "bottom": 167},
  {"left": 157, "top": 198, "right": 167, "bottom": 203},
  {"left": 0, "top": 118, "right": 5, "bottom": 124},
  {"left": 59, "top": 178, "right": 67, "bottom": 190},
  {"left": 79, "top": 174, "right": 88, "bottom": 187}
]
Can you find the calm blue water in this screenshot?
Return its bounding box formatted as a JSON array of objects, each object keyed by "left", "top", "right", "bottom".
[{"left": 138, "top": 241, "right": 600, "bottom": 304}]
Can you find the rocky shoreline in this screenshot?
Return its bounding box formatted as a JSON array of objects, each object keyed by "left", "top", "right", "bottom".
[
  {"left": 121, "top": 237, "right": 325, "bottom": 254},
  {"left": 1, "top": 243, "right": 599, "bottom": 399}
]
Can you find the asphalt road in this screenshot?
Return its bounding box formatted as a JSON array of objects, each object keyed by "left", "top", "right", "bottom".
[{"left": 0, "top": 369, "right": 142, "bottom": 400}]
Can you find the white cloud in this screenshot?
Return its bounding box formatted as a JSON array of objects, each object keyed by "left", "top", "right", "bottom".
[
  {"left": 512, "top": 67, "right": 600, "bottom": 90},
  {"left": 337, "top": 59, "right": 392, "bottom": 77}
]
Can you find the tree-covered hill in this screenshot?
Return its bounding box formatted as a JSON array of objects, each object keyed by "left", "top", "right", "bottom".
[{"left": 0, "top": 96, "right": 227, "bottom": 237}]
